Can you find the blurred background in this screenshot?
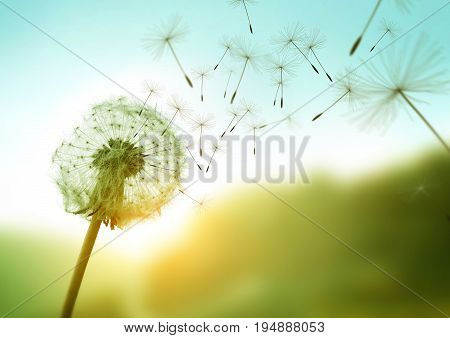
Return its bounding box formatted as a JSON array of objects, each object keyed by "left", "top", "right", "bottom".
[{"left": 0, "top": 0, "right": 449, "bottom": 317}]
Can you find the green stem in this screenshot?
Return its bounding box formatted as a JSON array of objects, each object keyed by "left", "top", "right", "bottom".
[
  {"left": 400, "top": 91, "right": 449, "bottom": 153},
  {"left": 61, "top": 217, "right": 102, "bottom": 317}
]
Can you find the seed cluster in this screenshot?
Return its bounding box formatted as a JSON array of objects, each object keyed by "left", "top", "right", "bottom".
[{"left": 52, "top": 97, "right": 184, "bottom": 228}]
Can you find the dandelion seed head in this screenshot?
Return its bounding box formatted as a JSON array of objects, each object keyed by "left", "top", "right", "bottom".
[
  {"left": 239, "top": 98, "right": 258, "bottom": 116},
  {"left": 275, "top": 23, "right": 306, "bottom": 53},
  {"left": 192, "top": 66, "right": 212, "bottom": 80},
  {"left": 305, "top": 28, "right": 326, "bottom": 51},
  {"left": 143, "top": 16, "right": 188, "bottom": 58},
  {"left": 267, "top": 54, "right": 298, "bottom": 77},
  {"left": 189, "top": 112, "right": 215, "bottom": 131},
  {"left": 231, "top": 38, "right": 264, "bottom": 70},
  {"left": 52, "top": 97, "right": 185, "bottom": 228},
  {"left": 379, "top": 18, "right": 399, "bottom": 37},
  {"left": 143, "top": 81, "right": 163, "bottom": 98},
  {"left": 349, "top": 35, "right": 449, "bottom": 132},
  {"left": 167, "top": 95, "right": 191, "bottom": 116},
  {"left": 220, "top": 36, "right": 234, "bottom": 50}
]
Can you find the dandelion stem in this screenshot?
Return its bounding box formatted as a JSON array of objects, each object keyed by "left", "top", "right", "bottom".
[
  {"left": 138, "top": 92, "right": 153, "bottom": 115},
  {"left": 61, "top": 216, "right": 101, "bottom": 318},
  {"left": 221, "top": 116, "right": 236, "bottom": 138},
  {"left": 400, "top": 91, "right": 449, "bottom": 153},
  {"left": 224, "top": 70, "right": 232, "bottom": 98},
  {"left": 350, "top": 0, "right": 382, "bottom": 55},
  {"left": 178, "top": 189, "right": 202, "bottom": 205},
  {"left": 291, "top": 41, "right": 319, "bottom": 74},
  {"left": 370, "top": 29, "right": 389, "bottom": 52},
  {"left": 231, "top": 58, "right": 248, "bottom": 104},
  {"left": 199, "top": 125, "right": 203, "bottom": 156},
  {"left": 186, "top": 147, "right": 202, "bottom": 170},
  {"left": 206, "top": 147, "right": 218, "bottom": 173},
  {"left": 311, "top": 49, "right": 333, "bottom": 82},
  {"left": 242, "top": 1, "right": 253, "bottom": 34},
  {"left": 312, "top": 90, "right": 348, "bottom": 121},
  {"left": 273, "top": 83, "right": 281, "bottom": 106},
  {"left": 253, "top": 128, "right": 256, "bottom": 155},
  {"left": 230, "top": 109, "right": 250, "bottom": 132},
  {"left": 214, "top": 47, "right": 230, "bottom": 70},
  {"left": 168, "top": 42, "right": 193, "bottom": 88},
  {"left": 201, "top": 76, "right": 204, "bottom": 102},
  {"left": 162, "top": 110, "right": 179, "bottom": 136},
  {"left": 280, "top": 69, "right": 284, "bottom": 108}
]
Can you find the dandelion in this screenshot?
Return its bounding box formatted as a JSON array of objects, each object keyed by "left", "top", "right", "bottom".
[
  {"left": 162, "top": 96, "right": 191, "bottom": 136},
  {"left": 349, "top": 0, "right": 382, "bottom": 55},
  {"left": 247, "top": 118, "right": 265, "bottom": 155},
  {"left": 144, "top": 16, "right": 193, "bottom": 88},
  {"left": 52, "top": 97, "right": 184, "bottom": 317},
  {"left": 369, "top": 19, "right": 398, "bottom": 52},
  {"left": 189, "top": 113, "right": 215, "bottom": 156},
  {"left": 139, "top": 81, "right": 163, "bottom": 115},
  {"left": 229, "top": 0, "right": 255, "bottom": 34},
  {"left": 178, "top": 187, "right": 204, "bottom": 206},
  {"left": 276, "top": 23, "right": 319, "bottom": 75},
  {"left": 222, "top": 68, "right": 234, "bottom": 99},
  {"left": 206, "top": 141, "right": 224, "bottom": 173},
  {"left": 214, "top": 37, "right": 234, "bottom": 70},
  {"left": 305, "top": 28, "right": 333, "bottom": 82},
  {"left": 193, "top": 67, "right": 212, "bottom": 102},
  {"left": 220, "top": 105, "right": 241, "bottom": 138},
  {"left": 351, "top": 35, "right": 449, "bottom": 153},
  {"left": 230, "top": 99, "right": 257, "bottom": 132},
  {"left": 312, "top": 71, "right": 361, "bottom": 121},
  {"left": 186, "top": 145, "right": 202, "bottom": 171},
  {"left": 267, "top": 54, "right": 297, "bottom": 108},
  {"left": 230, "top": 38, "right": 263, "bottom": 104}
]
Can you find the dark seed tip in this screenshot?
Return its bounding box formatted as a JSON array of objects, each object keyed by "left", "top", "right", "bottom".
[
  {"left": 369, "top": 45, "right": 375, "bottom": 52},
  {"left": 350, "top": 36, "right": 362, "bottom": 56},
  {"left": 185, "top": 75, "right": 194, "bottom": 88},
  {"left": 230, "top": 91, "right": 237, "bottom": 104},
  {"left": 327, "top": 73, "right": 333, "bottom": 82},
  {"left": 312, "top": 113, "right": 322, "bottom": 122},
  {"left": 312, "top": 64, "right": 319, "bottom": 74}
]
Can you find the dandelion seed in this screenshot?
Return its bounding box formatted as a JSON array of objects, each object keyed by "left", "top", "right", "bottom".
[
  {"left": 305, "top": 28, "right": 333, "bottom": 82},
  {"left": 350, "top": 0, "right": 383, "bottom": 55},
  {"left": 276, "top": 23, "right": 319, "bottom": 75},
  {"left": 144, "top": 16, "right": 193, "bottom": 88},
  {"left": 230, "top": 38, "right": 263, "bottom": 104},
  {"left": 221, "top": 105, "right": 241, "bottom": 138},
  {"left": 229, "top": 0, "right": 255, "bottom": 34},
  {"left": 193, "top": 67, "right": 212, "bottom": 102},
  {"left": 52, "top": 97, "right": 184, "bottom": 317},
  {"left": 247, "top": 118, "right": 265, "bottom": 155},
  {"left": 178, "top": 188, "right": 204, "bottom": 206},
  {"left": 267, "top": 54, "right": 297, "bottom": 108},
  {"left": 162, "top": 96, "right": 191, "bottom": 136},
  {"left": 351, "top": 35, "right": 449, "bottom": 153},
  {"left": 369, "top": 19, "right": 398, "bottom": 52},
  {"left": 214, "top": 37, "right": 234, "bottom": 70},
  {"left": 223, "top": 68, "right": 234, "bottom": 98},
  {"left": 139, "top": 81, "right": 163, "bottom": 115},
  {"left": 206, "top": 141, "right": 224, "bottom": 173},
  {"left": 312, "top": 71, "right": 361, "bottom": 121},
  {"left": 186, "top": 146, "right": 202, "bottom": 171},
  {"left": 230, "top": 99, "right": 257, "bottom": 132},
  {"left": 189, "top": 113, "right": 215, "bottom": 156}
]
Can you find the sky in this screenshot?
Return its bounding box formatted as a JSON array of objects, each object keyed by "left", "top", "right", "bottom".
[{"left": 0, "top": 0, "right": 449, "bottom": 254}]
